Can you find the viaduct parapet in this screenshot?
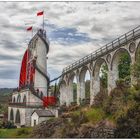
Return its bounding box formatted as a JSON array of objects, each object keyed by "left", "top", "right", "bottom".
[{"left": 59, "top": 25, "right": 140, "bottom": 106}]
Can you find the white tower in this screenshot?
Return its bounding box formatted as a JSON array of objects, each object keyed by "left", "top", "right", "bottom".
[{"left": 29, "top": 29, "right": 50, "bottom": 96}]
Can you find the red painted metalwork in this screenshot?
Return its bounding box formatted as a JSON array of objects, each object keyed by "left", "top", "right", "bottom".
[
  {"left": 42, "top": 96, "right": 56, "bottom": 107},
  {"left": 19, "top": 49, "right": 28, "bottom": 88},
  {"left": 19, "top": 49, "right": 35, "bottom": 89}
]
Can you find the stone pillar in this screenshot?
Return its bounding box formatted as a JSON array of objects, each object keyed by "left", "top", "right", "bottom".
[
  {"left": 66, "top": 83, "right": 73, "bottom": 106},
  {"left": 92, "top": 75, "right": 100, "bottom": 96},
  {"left": 59, "top": 86, "right": 64, "bottom": 105},
  {"left": 76, "top": 77, "right": 81, "bottom": 105},
  {"left": 80, "top": 80, "right": 85, "bottom": 101},
  {"left": 90, "top": 76, "right": 94, "bottom": 105},
  {"left": 108, "top": 67, "right": 118, "bottom": 94},
  {"left": 59, "top": 84, "right": 67, "bottom": 106},
  {"left": 130, "top": 53, "right": 137, "bottom": 85}
]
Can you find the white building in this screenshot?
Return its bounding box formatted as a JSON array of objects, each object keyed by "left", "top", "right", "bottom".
[
  {"left": 8, "top": 29, "right": 50, "bottom": 127},
  {"left": 31, "top": 110, "right": 55, "bottom": 127}
]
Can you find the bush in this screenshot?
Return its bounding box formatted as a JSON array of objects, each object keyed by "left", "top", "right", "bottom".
[
  {"left": 16, "top": 129, "right": 29, "bottom": 136},
  {"left": 71, "top": 111, "right": 88, "bottom": 127},
  {"left": 2, "top": 121, "right": 16, "bottom": 129},
  {"left": 114, "top": 83, "right": 140, "bottom": 138},
  {"left": 93, "top": 89, "right": 108, "bottom": 108},
  {"left": 115, "top": 103, "right": 140, "bottom": 138},
  {"left": 103, "top": 79, "right": 135, "bottom": 120}
]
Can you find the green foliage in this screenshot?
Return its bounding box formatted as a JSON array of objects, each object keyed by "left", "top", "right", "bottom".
[
  {"left": 71, "top": 111, "right": 88, "bottom": 126},
  {"left": 131, "top": 51, "right": 140, "bottom": 83},
  {"left": 114, "top": 86, "right": 140, "bottom": 138},
  {"left": 16, "top": 128, "right": 30, "bottom": 136},
  {"left": 93, "top": 89, "right": 108, "bottom": 108},
  {"left": 0, "top": 104, "right": 8, "bottom": 114},
  {"left": 85, "top": 80, "right": 90, "bottom": 99},
  {"left": 0, "top": 127, "right": 32, "bottom": 138},
  {"left": 100, "top": 64, "right": 108, "bottom": 89},
  {"left": 71, "top": 107, "right": 105, "bottom": 124},
  {"left": 85, "top": 108, "right": 105, "bottom": 124},
  {"left": 1, "top": 121, "right": 16, "bottom": 129},
  {"left": 73, "top": 83, "right": 77, "bottom": 102},
  {"left": 118, "top": 52, "right": 131, "bottom": 80}
]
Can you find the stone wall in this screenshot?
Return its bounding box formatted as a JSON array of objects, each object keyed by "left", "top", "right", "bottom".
[{"left": 60, "top": 37, "right": 140, "bottom": 106}]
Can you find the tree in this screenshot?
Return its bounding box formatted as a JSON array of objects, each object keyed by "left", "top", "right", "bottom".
[
  {"left": 131, "top": 51, "right": 140, "bottom": 84},
  {"left": 100, "top": 64, "right": 108, "bottom": 89},
  {"left": 118, "top": 52, "right": 131, "bottom": 80}
]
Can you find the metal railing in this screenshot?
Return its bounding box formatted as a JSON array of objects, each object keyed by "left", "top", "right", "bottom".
[
  {"left": 63, "top": 25, "right": 140, "bottom": 74},
  {"left": 37, "top": 29, "right": 50, "bottom": 46},
  {"left": 36, "top": 61, "right": 50, "bottom": 79},
  {"left": 9, "top": 102, "right": 43, "bottom": 108}
]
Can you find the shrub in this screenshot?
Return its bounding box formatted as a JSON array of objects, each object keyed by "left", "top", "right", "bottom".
[
  {"left": 115, "top": 103, "right": 140, "bottom": 138},
  {"left": 71, "top": 111, "right": 88, "bottom": 127},
  {"left": 2, "top": 121, "right": 16, "bottom": 129},
  {"left": 93, "top": 89, "right": 108, "bottom": 108},
  {"left": 114, "top": 83, "right": 140, "bottom": 138},
  {"left": 17, "top": 129, "right": 29, "bottom": 136}
]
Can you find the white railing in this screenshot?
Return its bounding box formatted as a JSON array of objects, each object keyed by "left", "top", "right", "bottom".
[{"left": 63, "top": 25, "right": 140, "bottom": 74}]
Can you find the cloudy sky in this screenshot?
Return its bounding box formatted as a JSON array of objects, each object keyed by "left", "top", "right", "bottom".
[{"left": 0, "top": 1, "right": 140, "bottom": 88}]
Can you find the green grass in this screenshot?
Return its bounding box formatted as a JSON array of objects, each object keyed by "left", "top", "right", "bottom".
[
  {"left": 0, "top": 127, "right": 33, "bottom": 138},
  {"left": 71, "top": 107, "right": 106, "bottom": 124},
  {"left": 85, "top": 107, "right": 106, "bottom": 124}
]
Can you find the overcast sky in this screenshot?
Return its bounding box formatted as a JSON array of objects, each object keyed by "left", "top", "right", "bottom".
[{"left": 0, "top": 1, "right": 140, "bottom": 88}]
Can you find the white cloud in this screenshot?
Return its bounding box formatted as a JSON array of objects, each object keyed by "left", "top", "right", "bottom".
[{"left": 0, "top": 2, "right": 140, "bottom": 87}]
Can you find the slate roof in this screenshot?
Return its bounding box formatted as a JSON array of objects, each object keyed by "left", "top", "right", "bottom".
[{"left": 33, "top": 110, "right": 55, "bottom": 117}]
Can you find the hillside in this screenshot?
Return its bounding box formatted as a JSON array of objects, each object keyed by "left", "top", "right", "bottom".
[
  {"left": 0, "top": 88, "right": 14, "bottom": 103},
  {"left": 31, "top": 80, "right": 140, "bottom": 138},
  {"left": 0, "top": 88, "right": 13, "bottom": 96}
]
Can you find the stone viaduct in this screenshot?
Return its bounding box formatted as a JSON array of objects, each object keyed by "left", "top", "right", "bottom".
[{"left": 59, "top": 25, "right": 140, "bottom": 106}]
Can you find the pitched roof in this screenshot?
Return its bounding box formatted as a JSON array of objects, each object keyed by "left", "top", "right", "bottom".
[{"left": 33, "top": 110, "right": 55, "bottom": 117}]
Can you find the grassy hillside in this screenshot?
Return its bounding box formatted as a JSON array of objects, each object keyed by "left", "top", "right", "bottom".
[
  {"left": 0, "top": 88, "right": 13, "bottom": 95},
  {"left": 0, "top": 88, "right": 13, "bottom": 103},
  {"left": 0, "top": 127, "right": 33, "bottom": 138}
]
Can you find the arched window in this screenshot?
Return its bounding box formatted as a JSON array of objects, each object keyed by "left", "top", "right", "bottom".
[
  {"left": 17, "top": 94, "right": 21, "bottom": 103},
  {"left": 13, "top": 97, "right": 15, "bottom": 103},
  {"left": 23, "top": 95, "right": 27, "bottom": 104},
  {"left": 10, "top": 109, "right": 14, "bottom": 121},
  {"left": 15, "top": 109, "right": 20, "bottom": 124}
]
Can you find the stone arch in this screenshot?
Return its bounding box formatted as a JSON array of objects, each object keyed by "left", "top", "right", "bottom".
[
  {"left": 68, "top": 72, "right": 77, "bottom": 104},
  {"left": 93, "top": 58, "right": 108, "bottom": 95},
  {"left": 109, "top": 48, "right": 131, "bottom": 90},
  {"left": 129, "top": 42, "right": 136, "bottom": 54},
  {"left": 79, "top": 66, "right": 91, "bottom": 104},
  {"left": 10, "top": 108, "right": 14, "bottom": 121},
  {"left": 59, "top": 80, "right": 67, "bottom": 105},
  {"left": 13, "top": 96, "right": 16, "bottom": 103},
  {"left": 93, "top": 58, "right": 108, "bottom": 78},
  {"left": 111, "top": 48, "right": 131, "bottom": 70},
  {"left": 15, "top": 109, "right": 20, "bottom": 124},
  {"left": 17, "top": 94, "right": 21, "bottom": 103},
  {"left": 79, "top": 66, "right": 90, "bottom": 82}
]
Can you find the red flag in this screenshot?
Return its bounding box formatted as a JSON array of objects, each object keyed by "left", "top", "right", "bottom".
[
  {"left": 37, "top": 11, "right": 44, "bottom": 16},
  {"left": 27, "top": 26, "right": 32, "bottom": 31}
]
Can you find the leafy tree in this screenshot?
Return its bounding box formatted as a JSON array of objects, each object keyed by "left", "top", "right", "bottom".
[
  {"left": 85, "top": 80, "right": 90, "bottom": 99},
  {"left": 118, "top": 52, "right": 131, "bottom": 80},
  {"left": 100, "top": 64, "right": 108, "bottom": 89},
  {"left": 131, "top": 50, "right": 140, "bottom": 83},
  {"left": 73, "top": 83, "right": 77, "bottom": 102}
]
